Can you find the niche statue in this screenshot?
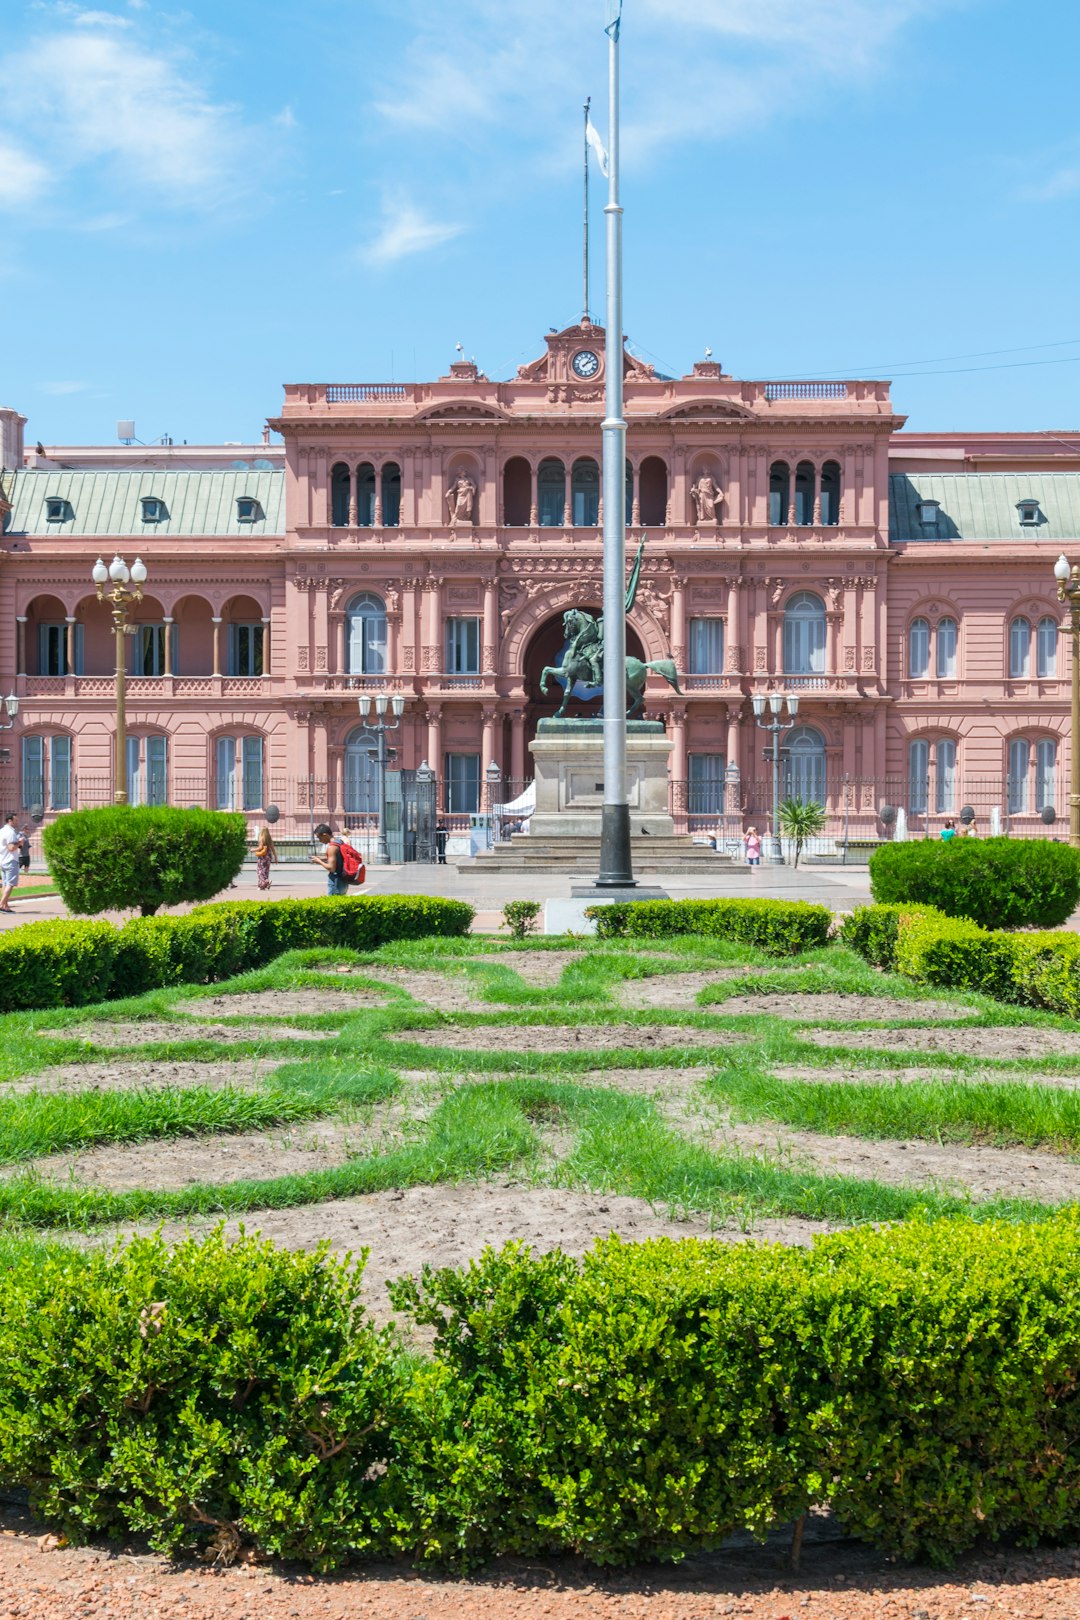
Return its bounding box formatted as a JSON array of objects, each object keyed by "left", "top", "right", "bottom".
[{"left": 446, "top": 472, "right": 476, "bottom": 526}]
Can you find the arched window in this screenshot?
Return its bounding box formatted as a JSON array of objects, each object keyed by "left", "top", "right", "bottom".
[
  {"left": 1008, "top": 738, "right": 1030, "bottom": 815},
  {"left": 820, "top": 460, "right": 841, "bottom": 526},
  {"left": 381, "top": 462, "right": 401, "bottom": 526},
  {"left": 908, "top": 738, "right": 929, "bottom": 814},
  {"left": 1037, "top": 616, "right": 1058, "bottom": 678},
  {"left": 503, "top": 457, "right": 531, "bottom": 525},
  {"left": 1009, "top": 616, "right": 1031, "bottom": 678},
  {"left": 537, "top": 458, "right": 566, "bottom": 526},
  {"left": 639, "top": 456, "right": 668, "bottom": 526},
  {"left": 783, "top": 592, "right": 826, "bottom": 675},
  {"left": 21, "top": 734, "right": 72, "bottom": 811},
  {"left": 794, "top": 461, "right": 815, "bottom": 525},
  {"left": 936, "top": 616, "right": 958, "bottom": 678},
  {"left": 127, "top": 735, "right": 169, "bottom": 807},
  {"left": 769, "top": 461, "right": 790, "bottom": 526},
  {"left": 344, "top": 727, "right": 378, "bottom": 814},
  {"left": 783, "top": 726, "right": 826, "bottom": 805},
  {"left": 571, "top": 458, "right": 600, "bottom": 526},
  {"left": 909, "top": 617, "right": 930, "bottom": 678},
  {"left": 215, "top": 735, "right": 263, "bottom": 811},
  {"left": 1037, "top": 738, "right": 1058, "bottom": 810},
  {"left": 346, "top": 593, "right": 386, "bottom": 675},
  {"left": 356, "top": 463, "right": 376, "bottom": 527},
  {"left": 935, "top": 738, "right": 956, "bottom": 813},
  {"left": 330, "top": 462, "right": 350, "bottom": 527}
]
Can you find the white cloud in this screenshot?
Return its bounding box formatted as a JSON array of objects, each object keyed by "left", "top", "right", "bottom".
[
  {"left": 273, "top": 105, "right": 298, "bottom": 129},
  {"left": 0, "top": 139, "right": 50, "bottom": 207},
  {"left": 39, "top": 380, "right": 88, "bottom": 394},
  {"left": 360, "top": 199, "right": 464, "bottom": 266},
  {"left": 72, "top": 10, "right": 132, "bottom": 26}
]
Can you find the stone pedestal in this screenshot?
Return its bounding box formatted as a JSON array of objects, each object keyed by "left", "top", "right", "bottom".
[{"left": 528, "top": 718, "right": 674, "bottom": 838}]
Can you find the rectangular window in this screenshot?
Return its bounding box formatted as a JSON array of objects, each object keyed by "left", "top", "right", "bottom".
[
  {"left": 688, "top": 618, "right": 724, "bottom": 675},
  {"left": 216, "top": 735, "right": 236, "bottom": 810},
  {"left": 688, "top": 753, "right": 725, "bottom": 815},
  {"left": 50, "top": 735, "right": 72, "bottom": 811},
  {"left": 908, "top": 739, "right": 929, "bottom": 815},
  {"left": 21, "top": 736, "right": 44, "bottom": 811},
  {"left": 39, "top": 623, "right": 68, "bottom": 676},
  {"left": 1036, "top": 739, "right": 1058, "bottom": 812},
  {"left": 1007, "top": 738, "right": 1030, "bottom": 815},
  {"left": 146, "top": 736, "right": 167, "bottom": 806},
  {"left": 126, "top": 735, "right": 142, "bottom": 806},
  {"left": 444, "top": 752, "right": 480, "bottom": 814},
  {"left": 936, "top": 618, "right": 957, "bottom": 679},
  {"left": 1009, "top": 619, "right": 1030, "bottom": 679},
  {"left": 446, "top": 617, "right": 480, "bottom": 675},
  {"left": 908, "top": 619, "right": 930, "bottom": 679},
  {"left": 1037, "top": 618, "right": 1058, "bottom": 679},
  {"left": 935, "top": 739, "right": 956, "bottom": 814},
  {"left": 241, "top": 735, "right": 264, "bottom": 810},
  {"left": 133, "top": 624, "right": 167, "bottom": 677},
  {"left": 228, "top": 623, "right": 264, "bottom": 678}
]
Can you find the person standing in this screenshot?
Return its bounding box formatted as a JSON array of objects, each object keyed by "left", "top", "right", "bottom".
[
  {"left": 435, "top": 822, "right": 449, "bottom": 865},
  {"left": 940, "top": 819, "right": 957, "bottom": 842},
  {"left": 311, "top": 823, "right": 350, "bottom": 895},
  {"left": 0, "top": 814, "right": 21, "bottom": 912},
  {"left": 16, "top": 824, "right": 30, "bottom": 873},
  {"left": 254, "top": 825, "right": 278, "bottom": 891},
  {"left": 743, "top": 826, "right": 762, "bottom": 868}
]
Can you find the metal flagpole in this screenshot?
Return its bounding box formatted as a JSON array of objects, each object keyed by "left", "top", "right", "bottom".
[
  {"left": 596, "top": 0, "right": 633, "bottom": 888},
  {"left": 583, "top": 98, "right": 591, "bottom": 322}
]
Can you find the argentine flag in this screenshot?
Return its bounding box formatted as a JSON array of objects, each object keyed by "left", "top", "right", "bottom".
[
  {"left": 605, "top": 0, "right": 621, "bottom": 40},
  {"left": 585, "top": 114, "right": 609, "bottom": 177}
]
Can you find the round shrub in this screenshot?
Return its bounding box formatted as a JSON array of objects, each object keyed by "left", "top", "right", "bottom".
[
  {"left": 868, "top": 836, "right": 1080, "bottom": 930},
  {"left": 43, "top": 805, "right": 248, "bottom": 916}
]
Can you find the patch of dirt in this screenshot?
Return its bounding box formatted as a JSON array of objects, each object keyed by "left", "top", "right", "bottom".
[
  {"left": 774, "top": 1062, "right": 1080, "bottom": 1092},
  {"left": 38, "top": 1021, "right": 330, "bottom": 1048},
  {"left": 181, "top": 988, "right": 390, "bottom": 1017},
  {"left": 711, "top": 993, "right": 978, "bottom": 1021},
  {"left": 473, "top": 949, "right": 588, "bottom": 984},
  {"left": 616, "top": 970, "right": 831, "bottom": 1011},
  {"left": 22, "top": 1104, "right": 410, "bottom": 1192},
  {"left": 97, "top": 1184, "right": 834, "bottom": 1324},
  {"left": 801, "top": 1024, "right": 1080, "bottom": 1059},
  {"left": 0, "top": 1057, "right": 286, "bottom": 1096},
  {"left": 360, "top": 968, "right": 496, "bottom": 1013},
  {"left": 385, "top": 1022, "right": 750, "bottom": 1054},
  {"left": 403, "top": 1065, "right": 707, "bottom": 1099},
  {"left": 709, "top": 1119, "right": 1080, "bottom": 1206}
]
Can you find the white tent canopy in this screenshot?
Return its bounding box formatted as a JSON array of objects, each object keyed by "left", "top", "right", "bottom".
[{"left": 497, "top": 782, "right": 535, "bottom": 818}]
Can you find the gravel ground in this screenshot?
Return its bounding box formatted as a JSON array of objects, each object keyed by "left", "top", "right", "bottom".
[
  {"left": 800, "top": 1025, "right": 1080, "bottom": 1059},
  {"left": 37, "top": 1021, "right": 331, "bottom": 1047},
  {"left": 0, "top": 1058, "right": 286, "bottom": 1096},
  {"left": 1, "top": 1504, "right": 1078, "bottom": 1619},
  {"left": 385, "top": 1023, "right": 750, "bottom": 1053},
  {"left": 772, "top": 1063, "right": 1080, "bottom": 1091},
  {"left": 181, "top": 989, "right": 395, "bottom": 1017}
]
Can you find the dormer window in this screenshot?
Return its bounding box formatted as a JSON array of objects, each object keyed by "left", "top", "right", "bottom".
[
  {"left": 236, "top": 496, "right": 262, "bottom": 523},
  {"left": 141, "top": 496, "right": 168, "bottom": 523},
  {"left": 44, "top": 497, "right": 72, "bottom": 523},
  {"left": 1016, "top": 498, "right": 1042, "bottom": 527},
  {"left": 916, "top": 499, "right": 940, "bottom": 530}
]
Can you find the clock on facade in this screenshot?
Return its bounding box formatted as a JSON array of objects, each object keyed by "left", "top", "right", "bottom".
[{"left": 571, "top": 349, "right": 600, "bottom": 379}]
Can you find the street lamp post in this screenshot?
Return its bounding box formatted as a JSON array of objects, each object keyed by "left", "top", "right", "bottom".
[
  {"left": 752, "top": 690, "right": 799, "bottom": 864},
  {"left": 1054, "top": 554, "right": 1080, "bottom": 847},
  {"left": 93, "top": 554, "right": 147, "bottom": 805},
  {"left": 358, "top": 691, "right": 405, "bottom": 863},
  {"left": 0, "top": 693, "right": 19, "bottom": 733}
]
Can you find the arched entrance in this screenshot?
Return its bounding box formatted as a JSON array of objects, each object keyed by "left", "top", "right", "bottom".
[{"left": 522, "top": 610, "right": 645, "bottom": 748}]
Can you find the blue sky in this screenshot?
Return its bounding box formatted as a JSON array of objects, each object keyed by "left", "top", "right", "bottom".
[{"left": 2, "top": 0, "right": 1079, "bottom": 445}]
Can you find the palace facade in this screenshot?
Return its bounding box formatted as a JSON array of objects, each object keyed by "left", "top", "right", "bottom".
[{"left": 1, "top": 319, "right": 1076, "bottom": 848}]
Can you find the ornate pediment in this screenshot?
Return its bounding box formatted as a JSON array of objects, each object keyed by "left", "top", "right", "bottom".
[
  {"left": 516, "top": 320, "right": 654, "bottom": 384},
  {"left": 414, "top": 402, "right": 509, "bottom": 424},
  {"left": 660, "top": 399, "right": 756, "bottom": 423}
]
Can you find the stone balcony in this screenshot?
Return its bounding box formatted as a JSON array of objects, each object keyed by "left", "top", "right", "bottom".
[{"left": 19, "top": 675, "right": 270, "bottom": 700}]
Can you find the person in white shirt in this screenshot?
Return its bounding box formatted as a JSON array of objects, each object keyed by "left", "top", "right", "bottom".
[{"left": 0, "top": 814, "right": 21, "bottom": 912}]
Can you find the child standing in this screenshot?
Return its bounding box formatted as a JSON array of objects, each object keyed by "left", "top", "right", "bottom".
[
  {"left": 744, "top": 826, "right": 762, "bottom": 867},
  {"left": 254, "top": 825, "right": 278, "bottom": 891}
]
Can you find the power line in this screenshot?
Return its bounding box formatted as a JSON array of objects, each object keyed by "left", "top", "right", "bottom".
[{"left": 772, "top": 336, "right": 1080, "bottom": 380}]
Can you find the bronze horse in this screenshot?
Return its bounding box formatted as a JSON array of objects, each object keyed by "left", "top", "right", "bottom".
[{"left": 539, "top": 606, "right": 682, "bottom": 718}]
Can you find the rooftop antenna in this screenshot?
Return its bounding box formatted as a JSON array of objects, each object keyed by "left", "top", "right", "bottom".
[
  {"left": 583, "top": 97, "right": 590, "bottom": 322},
  {"left": 705, "top": 347, "right": 713, "bottom": 360},
  {"left": 454, "top": 342, "right": 464, "bottom": 361}
]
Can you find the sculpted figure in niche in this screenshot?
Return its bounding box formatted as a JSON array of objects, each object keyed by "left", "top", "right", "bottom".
[
  {"left": 691, "top": 473, "right": 722, "bottom": 525},
  {"left": 446, "top": 472, "right": 477, "bottom": 527}
]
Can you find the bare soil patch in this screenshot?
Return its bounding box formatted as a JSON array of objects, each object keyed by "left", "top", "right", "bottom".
[
  {"left": 801, "top": 1024, "right": 1080, "bottom": 1059},
  {"left": 385, "top": 1022, "right": 750, "bottom": 1054},
  {"left": 182, "top": 989, "right": 390, "bottom": 1018},
  {"left": 38, "top": 1021, "right": 330, "bottom": 1047},
  {"left": 774, "top": 1062, "right": 1080, "bottom": 1092},
  {"left": 711, "top": 1119, "right": 1080, "bottom": 1205},
  {"left": 473, "top": 949, "right": 588, "bottom": 984},
  {"left": 710, "top": 992, "right": 977, "bottom": 1021},
  {"left": 404, "top": 1064, "right": 706, "bottom": 1099},
  {"left": 358, "top": 968, "right": 496, "bottom": 1013},
  {"left": 22, "top": 1104, "right": 409, "bottom": 1192},
  {"left": 1, "top": 1057, "right": 285, "bottom": 1096},
  {"left": 616, "top": 968, "right": 805, "bottom": 1009},
  {"left": 98, "top": 1184, "right": 833, "bottom": 1323}
]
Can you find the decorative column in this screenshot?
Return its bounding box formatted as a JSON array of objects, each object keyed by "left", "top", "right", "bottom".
[
  {"left": 670, "top": 574, "right": 687, "bottom": 672},
  {"left": 529, "top": 462, "right": 538, "bottom": 528},
  {"left": 425, "top": 704, "right": 442, "bottom": 777},
  {"left": 15, "top": 617, "right": 26, "bottom": 678},
  {"left": 261, "top": 616, "right": 271, "bottom": 678},
  {"left": 483, "top": 576, "right": 498, "bottom": 673},
  {"left": 386, "top": 593, "right": 401, "bottom": 672},
  {"left": 510, "top": 707, "right": 526, "bottom": 784},
  {"left": 163, "top": 617, "right": 173, "bottom": 677},
  {"left": 670, "top": 446, "right": 687, "bottom": 528},
  {"left": 812, "top": 466, "right": 822, "bottom": 526},
  {"left": 726, "top": 577, "right": 742, "bottom": 672},
  {"left": 373, "top": 467, "right": 382, "bottom": 528},
  {"left": 670, "top": 703, "right": 688, "bottom": 783},
  {"left": 827, "top": 611, "right": 843, "bottom": 676},
  {"left": 630, "top": 463, "right": 641, "bottom": 528},
  {"left": 211, "top": 616, "right": 222, "bottom": 677},
  {"left": 422, "top": 575, "right": 442, "bottom": 673},
  {"left": 314, "top": 448, "right": 329, "bottom": 527},
  {"left": 481, "top": 705, "right": 498, "bottom": 776},
  {"left": 312, "top": 712, "right": 330, "bottom": 807},
  {"left": 481, "top": 446, "right": 497, "bottom": 526},
  {"left": 64, "top": 616, "right": 76, "bottom": 678},
  {"left": 725, "top": 704, "right": 742, "bottom": 777},
  {"left": 348, "top": 466, "right": 358, "bottom": 528}
]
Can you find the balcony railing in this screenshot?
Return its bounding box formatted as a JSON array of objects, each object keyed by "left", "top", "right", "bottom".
[
  {"left": 324, "top": 384, "right": 408, "bottom": 403},
  {"left": 764, "top": 381, "right": 848, "bottom": 400}
]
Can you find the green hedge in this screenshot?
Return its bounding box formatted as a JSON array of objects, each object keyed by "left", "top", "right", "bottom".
[
  {"left": 0, "top": 895, "right": 474, "bottom": 1012},
  {"left": 842, "top": 901, "right": 1080, "bottom": 1016},
  {"left": 868, "top": 837, "right": 1080, "bottom": 930},
  {"left": 43, "top": 806, "right": 249, "bottom": 917},
  {"left": 587, "top": 898, "right": 832, "bottom": 955},
  {"left": 3, "top": 1216, "right": 1080, "bottom": 1569}
]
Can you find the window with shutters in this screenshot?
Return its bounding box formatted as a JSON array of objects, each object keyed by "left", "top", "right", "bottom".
[
  {"left": 227, "top": 623, "right": 264, "bottom": 677},
  {"left": 21, "top": 735, "right": 72, "bottom": 811},
  {"left": 345, "top": 595, "right": 386, "bottom": 675},
  {"left": 1009, "top": 617, "right": 1031, "bottom": 679},
  {"left": 446, "top": 617, "right": 480, "bottom": 675},
  {"left": 444, "top": 752, "right": 480, "bottom": 814},
  {"left": 1037, "top": 617, "right": 1058, "bottom": 678},
  {"left": 688, "top": 618, "right": 724, "bottom": 675},
  {"left": 936, "top": 617, "right": 958, "bottom": 678},
  {"left": 688, "top": 753, "right": 725, "bottom": 815},
  {"left": 126, "top": 736, "right": 168, "bottom": 806},
  {"left": 908, "top": 618, "right": 930, "bottom": 678}
]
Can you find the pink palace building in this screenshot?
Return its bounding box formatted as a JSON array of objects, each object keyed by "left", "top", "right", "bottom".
[{"left": 0, "top": 318, "right": 1077, "bottom": 856}]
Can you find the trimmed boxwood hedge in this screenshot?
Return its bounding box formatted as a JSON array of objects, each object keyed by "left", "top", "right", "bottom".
[
  {"left": 588, "top": 897, "right": 832, "bottom": 955},
  {"left": 868, "top": 836, "right": 1080, "bottom": 930},
  {"left": 42, "top": 806, "right": 249, "bottom": 917},
  {"left": 3, "top": 1215, "right": 1080, "bottom": 1570},
  {"left": 0, "top": 895, "right": 474, "bottom": 1013}
]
